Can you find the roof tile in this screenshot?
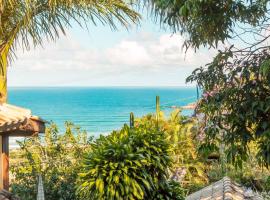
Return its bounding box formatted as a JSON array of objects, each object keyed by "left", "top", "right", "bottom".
[
  {"left": 186, "top": 177, "right": 262, "bottom": 200},
  {"left": 0, "top": 103, "right": 44, "bottom": 133}
]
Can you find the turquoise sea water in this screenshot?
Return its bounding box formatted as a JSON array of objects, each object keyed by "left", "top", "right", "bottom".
[{"left": 8, "top": 87, "right": 197, "bottom": 136}]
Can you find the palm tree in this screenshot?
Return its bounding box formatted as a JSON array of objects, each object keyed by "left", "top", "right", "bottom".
[{"left": 0, "top": 0, "right": 140, "bottom": 102}]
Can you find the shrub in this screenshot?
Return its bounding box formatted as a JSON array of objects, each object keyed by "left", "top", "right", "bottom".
[
  {"left": 150, "top": 180, "right": 185, "bottom": 200},
  {"left": 77, "top": 124, "right": 184, "bottom": 199},
  {"left": 136, "top": 110, "right": 208, "bottom": 193},
  {"left": 10, "top": 122, "right": 92, "bottom": 200},
  {"left": 265, "top": 176, "right": 270, "bottom": 191}
]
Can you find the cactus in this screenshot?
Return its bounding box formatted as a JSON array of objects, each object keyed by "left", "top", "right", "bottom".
[
  {"left": 156, "top": 96, "right": 160, "bottom": 129},
  {"left": 130, "top": 112, "right": 134, "bottom": 128}
]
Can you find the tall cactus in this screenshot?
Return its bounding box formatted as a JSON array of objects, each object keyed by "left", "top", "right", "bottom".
[
  {"left": 156, "top": 96, "right": 160, "bottom": 129},
  {"left": 130, "top": 112, "right": 134, "bottom": 128}
]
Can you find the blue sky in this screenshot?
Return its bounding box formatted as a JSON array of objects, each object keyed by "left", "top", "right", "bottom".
[{"left": 8, "top": 13, "right": 215, "bottom": 87}]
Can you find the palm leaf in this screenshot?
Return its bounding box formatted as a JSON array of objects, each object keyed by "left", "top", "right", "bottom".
[{"left": 0, "top": 0, "right": 140, "bottom": 101}]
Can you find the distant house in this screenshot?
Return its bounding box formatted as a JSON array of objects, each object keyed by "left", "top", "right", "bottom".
[{"left": 186, "top": 177, "right": 263, "bottom": 200}]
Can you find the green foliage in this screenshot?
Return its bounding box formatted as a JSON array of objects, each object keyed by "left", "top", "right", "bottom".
[
  {"left": 146, "top": 0, "right": 268, "bottom": 49},
  {"left": 136, "top": 108, "right": 270, "bottom": 194},
  {"left": 10, "top": 122, "right": 92, "bottom": 200},
  {"left": 150, "top": 180, "right": 185, "bottom": 200},
  {"left": 265, "top": 176, "right": 270, "bottom": 191},
  {"left": 207, "top": 158, "right": 270, "bottom": 190},
  {"left": 136, "top": 110, "right": 208, "bottom": 191},
  {"left": 10, "top": 112, "right": 193, "bottom": 199},
  {"left": 77, "top": 123, "right": 184, "bottom": 200},
  {"left": 10, "top": 110, "right": 270, "bottom": 198},
  {"left": 187, "top": 49, "right": 270, "bottom": 169}
]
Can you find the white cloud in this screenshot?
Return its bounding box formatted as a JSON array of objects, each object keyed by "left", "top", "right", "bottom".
[
  {"left": 8, "top": 32, "right": 216, "bottom": 86},
  {"left": 106, "top": 41, "right": 152, "bottom": 66},
  {"left": 12, "top": 32, "right": 215, "bottom": 70}
]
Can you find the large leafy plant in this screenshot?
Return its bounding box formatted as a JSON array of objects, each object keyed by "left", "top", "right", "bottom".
[{"left": 77, "top": 123, "right": 184, "bottom": 200}]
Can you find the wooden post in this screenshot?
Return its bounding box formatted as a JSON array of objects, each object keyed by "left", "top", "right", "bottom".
[
  {"left": 0, "top": 135, "right": 3, "bottom": 189},
  {"left": 0, "top": 50, "right": 8, "bottom": 189},
  {"left": 2, "top": 135, "right": 9, "bottom": 191},
  {"left": 130, "top": 112, "right": 134, "bottom": 128},
  {"left": 156, "top": 96, "right": 160, "bottom": 129}
]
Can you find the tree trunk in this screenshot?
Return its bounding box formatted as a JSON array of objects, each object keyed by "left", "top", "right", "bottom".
[
  {"left": 0, "top": 74, "right": 7, "bottom": 103},
  {"left": 0, "top": 45, "right": 8, "bottom": 104}
]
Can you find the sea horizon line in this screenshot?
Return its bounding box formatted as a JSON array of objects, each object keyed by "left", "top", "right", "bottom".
[{"left": 9, "top": 85, "right": 197, "bottom": 89}]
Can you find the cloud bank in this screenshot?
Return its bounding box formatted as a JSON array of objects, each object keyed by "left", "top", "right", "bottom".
[{"left": 9, "top": 32, "right": 216, "bottom": 86}]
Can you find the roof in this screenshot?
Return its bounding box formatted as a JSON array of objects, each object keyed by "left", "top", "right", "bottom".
[
  {"left": 186, "top": 177, "right": 263, "bottom": 200},
  {"left": 0, "top": 189, "right": 19, "bottom": 200},
  {"left": 0, "top": 103, "right": 45, "bottom": 135}
]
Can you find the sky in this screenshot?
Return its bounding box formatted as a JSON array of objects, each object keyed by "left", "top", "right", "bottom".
[{"left": 8, "top": 12, "right": 216, "bottom": 87}]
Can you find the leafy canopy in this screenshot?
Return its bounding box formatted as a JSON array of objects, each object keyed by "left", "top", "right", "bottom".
[
  {"left": 187, "top": 49, "right": 270, "bottom": 168},
  {"left": 146, "top": 0, "right": 268, "bottom": 49},
  {"left": 146, "top": 0, "right": 270, "bottom": 169}
]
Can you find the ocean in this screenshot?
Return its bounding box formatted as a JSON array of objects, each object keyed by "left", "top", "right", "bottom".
[{"left": 8, "top": 87, "right": 197, "bottom": 137}]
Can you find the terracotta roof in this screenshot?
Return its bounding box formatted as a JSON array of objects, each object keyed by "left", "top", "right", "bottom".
[
  {"left": 186, "top": 177, "right": 263, "bottom": 200},
  {"left": 0, "top": 103, "right": 45, "bottom": 134}
]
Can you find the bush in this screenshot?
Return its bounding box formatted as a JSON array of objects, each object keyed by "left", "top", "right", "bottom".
[
  {"left": 10, "top": 122, "right": 92, "bottom": 200},
  {"left": 136, "top": 110, "right": 208, "bottom": 193},
  {"left": 77, "top": 124, "right": 184, "bottom": 199},
  {"left": 150, "top": 180, "right": 185, "bottom": 200},
  {"left": 265, "top": 176, "right": 270, "bottom": 191}
]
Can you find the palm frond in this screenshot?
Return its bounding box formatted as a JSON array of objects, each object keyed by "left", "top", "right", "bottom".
[
  {"left": 0, "top": 0, "right": 140, "bottom": 101},
  {"left": 0, "top": 0, "right": 140, "bottom": 70}
]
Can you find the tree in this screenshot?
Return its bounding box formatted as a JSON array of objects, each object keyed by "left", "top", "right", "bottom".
[
  {"left": 146, "top": 0, "right": 268, "bottom": 49},
  {"left": 0, "top": 0, "right": 140, "bottom": 102},
  {"left": 186, "top": 49, "right": 270, "bottom": 168},
  {"left": 144, "top": 0, "right": 270, "bottom": 168}
]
